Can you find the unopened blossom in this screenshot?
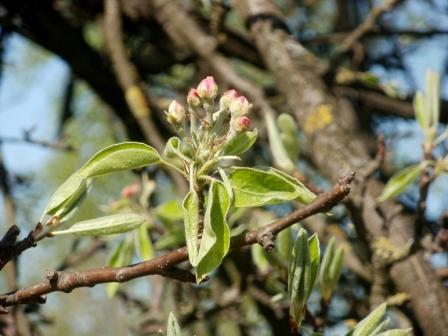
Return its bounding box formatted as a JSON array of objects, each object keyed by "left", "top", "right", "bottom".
[
  {"left": 219, "top": 89, "right": 239, "bottom": 110},
  {"left": 235, "top": 116, "right": 252, "bottom": 132},
  {"left": 229, "top": 95, "right": 252, "bottom": 116},
  {"left": 197, "top": 76, "right": 218, "bottom": 100},
  {"left": 121, "top": 182, "right": 140, "bottom": 198},
  {"left": 187, "top": 88, "right": 201, "bottom": 107},
  {"left": 166, "top": 100, "right": 186, "bottom": 125}
]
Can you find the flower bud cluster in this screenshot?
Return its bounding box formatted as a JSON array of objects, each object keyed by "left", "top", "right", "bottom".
[{"left": 164, "top": 76, "right": 254, "bottom": 170}]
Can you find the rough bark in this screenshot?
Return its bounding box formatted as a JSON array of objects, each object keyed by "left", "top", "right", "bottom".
[{"left": 235, "top": 1, "right": 448, "bottom": 335}]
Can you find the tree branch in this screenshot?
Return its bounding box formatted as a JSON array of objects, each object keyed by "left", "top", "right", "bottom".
[{"left": 0, "top": 172, "right": 353, "bottom": 310}]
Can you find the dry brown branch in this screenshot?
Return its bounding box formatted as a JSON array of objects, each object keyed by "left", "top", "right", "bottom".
[{"left": 0, "top": 172, "right": 353, "bottom": 310}]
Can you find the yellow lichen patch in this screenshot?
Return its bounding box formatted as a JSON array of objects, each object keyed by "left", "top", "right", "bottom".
[
  {"left": 303, "top": 104, "right": 333, "bottom": 133},
  {"left": 125, "top": 85, "right": 150, "bottom": 118}
]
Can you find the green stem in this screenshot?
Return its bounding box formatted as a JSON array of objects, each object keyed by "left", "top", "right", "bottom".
[{"left": 160, "top": 159, "right": 188, "bottom": 179}]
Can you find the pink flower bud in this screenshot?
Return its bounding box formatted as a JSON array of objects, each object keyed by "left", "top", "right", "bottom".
[
  {"left": 166, "top": 100, "right": 186, "bottom": 125},
  {"left": 235, "top": 116, "right": 252, "bottom": 132},
  {"left": 219, "top": 89, "right": 239, "bottom": 110},
  {"left": 187, "top": 88, "right": 201, "bottom": 107},
  {"left": 121, "top": 182, "right": 140, "bottom": 199},
  {"left": 197, "top": 76, "right": 218, "bottom": 100},
  {"left": 229, "top": 95, "right": 252, "bottom": 116}
]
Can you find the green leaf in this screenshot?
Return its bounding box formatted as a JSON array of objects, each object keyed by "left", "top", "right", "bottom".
[
  {"left": 229, "top": 167, "right": 316, "bottom": 208},
  {"left": 135, "top": 223, "right": 154, "bottom": 260},
  {"left": 378, "top": 164, "right": 422, "bottom": 202},
  {"left": 182, "top": 190, "right": 200, "bottom": 267},
  {"left": 288, "top": 229, "right": 320, "bottom": 327},
  {"left": 164, "top": 137, "right": 181, "bottom": 158},
  {"left": 52, "top": 213, "right": 146, "bottom": 236},
  {"left": 277, "top": 227, "right": 293, "bottom": 264},
  {"left": 167, "top": 312, "right": 182, "bottom": 336},
  {"left": 156, "top": 200, "right": 183, "bottom": 222},
  {"left": 223, "top": 130, "right": 257, "bottom": 156},
  {"left": 277, "top": 113, "right": 299, "bottom": 134},
  {"left": 267, "top": 168, "right": 316, "bottom": 204},
  {"left": 106, "top": 238, "right": 134, "bottom": 297},
  {"left": 155, "top": 228, "right": 185, "bottom": 250},
  {"left": 44, "top": 173, "right": 92, "bottom": 221},
  {"left": 266, "top": 110, "right": 295, "bottom": 172},
  {"left": 251, "top": 244, "right": 270, "bottom": 274},
  {"left": 196, "top": 181, "right": 231, "bottom": 281},
  {"left": 351, "top": 303, "right": 387, "bottom": 336},
  {"left": 308, "top": 233, "right": 320, "bottom": 298},
  {"left": 414, "top": 91, "right": 427, "bottom": 130},
  {"left": 319, "top": 237, "right": 345, "bottom": 302},
  {"left": 79, "top": 142, "right": 160, "bottom": 178}
]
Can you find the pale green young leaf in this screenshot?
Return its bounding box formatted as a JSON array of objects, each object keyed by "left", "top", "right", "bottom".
[
  {"left": 218, "top": 167, "right": 234, "bottom": 204},
  {"left": 413, "top": 91, "right": 427, "bottom": 130},
  {"left": 267, "top": 167, "right": 316, "bottom": 204},
  {"left": 182, "top": 190, "right": 200, "bottom": 267},
  {"left": 251, "top": 244, "right": 270, "bottom": 274},
  {"left": 52, "top": 213, "right": 145, "bottom": 236},
  {"left": 351, "top": 303, "right": 387, "bottom": 336},
  {"left": 277, "top": 227, "right": 293, "bottom": 264},
  {"left": 196, "top": 181, "right": 231, "bottom": 282},
  {"left": 79, "top": 142, "right": 160, "bottom": 178},
  {"left": 277, "top": 114, "right": 300, "bottom": 160},
  {"left": 167, "top": 312, "right": 182, "bottom": 336},
  {"left": 223, "top": 129, "right": 257, "bottom": 156},
  {"left": 426, "top": 70, "right": 440, "bottom": 128},
  {"left": 106, "top": 238, "right": 134, "bottom": 297},
  {"left": 307, "top": 233, "right": 320, "bottom": 300},
  {"left": 288, "top": 228, "right": 312, "bottom": 327},
  {"left": 164, "top": 137, "right": 181, "bottom": 158},
  {"left": 319, "top": 237, "right": 345, "bottom": 302},
  {"left": 156, "top": 200, "right": 183, "bottom": 223},
  {"left": 135, "top": 223, "right": 154, "bottom": 260},
  {"left": 266, "top": 110, "right": 295, "bottom": 172},
  {"left": 229, "top": 167, "right": 315, "bottom": 208},
  {"left": 378, "top": 164, "right": 422, "bottom": 202},
  {"left": 43, "top": 173, "right": 92, "bottom": 221}
]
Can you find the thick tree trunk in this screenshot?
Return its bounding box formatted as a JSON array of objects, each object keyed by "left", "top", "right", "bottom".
[{"left": 235, "top": 1, "right": 448, "bottom": 335}]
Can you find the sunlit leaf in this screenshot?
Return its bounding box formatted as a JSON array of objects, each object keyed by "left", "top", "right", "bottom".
[
  {"left": 350, "top": 303, "right": 387, "bottom": 336},
  {"left": 196, "top": 181, "right": 231, "bottom": 281},
  {"left": 79, "top": 142, "right": 160, "bottom": 178},
  {"left": 378, "top": 164, "right": 422, "bottom": 202},
  {"left": 52, "top": 213, "right": 146, "bottom": 236},
  {"left": 288, "top": 228, "right": 320, "bottom": 328},
  {"left": 223, "top": 130, "right": 257, "bottom": 156},
  {"left": 251, "top": 244, "right": 270, "bottom": 274},
  {"left": 182, "top": 190, "right": 200, "bottom": 267},
  {"left": 106, "top": 238, "right": 134, "bottom": 297},
  {"left": 167, "top": 311, "right": 182, "bottom": 336},
  {"left": 44, "top": 173, "right": 92, "bottom": 221},
  {"left": 135, "top": 222, "right": 154, "bottom": 260},
  {"left": 319, "top": 237, "right": 345, "bottom": 302},
  {"left": 413, "top": 91, "right": 427, "bottom": 130},
  {"left": 156, "top": 200, "right": 183, "bottom": 222},
  {"left": 229, "top": 167, "right": 315, "bottom": 208},
  {"left": 266, "top": 110, "right": 295, "bottom": 172}
]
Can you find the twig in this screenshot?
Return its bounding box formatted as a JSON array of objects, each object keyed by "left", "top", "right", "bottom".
[
  {"left": 0, "top": 135, "right": 74, "bottom": 151},
  {"left": 414, "top": 145, "right": 435, "bottom": 247},
  {"left": 0, "top": 172, "right": 354, "bottom": 309},
  {"left": 335, "top": 0, "right": 402, "bottom": 55}
]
